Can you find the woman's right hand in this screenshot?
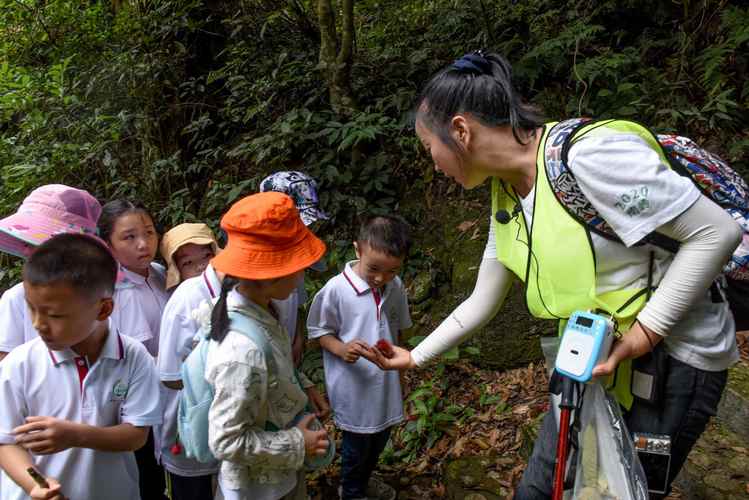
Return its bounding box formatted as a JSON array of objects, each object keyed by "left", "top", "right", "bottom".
[
  {"left": 296, "top": 414, "right": 329, "bottom": 458},
  {"left": 29, "top": 477, "right": 66, "bottom": 500},
  {"left": 363, "top": 344, "right": 416, "bottom": 371}
]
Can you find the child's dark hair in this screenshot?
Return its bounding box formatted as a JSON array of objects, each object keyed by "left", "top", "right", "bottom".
[
  {"left": 209, "top": 276, "right": 239, "bottom": 343},
  {"left": 416, "top": 50, "right": 544, "bottom": 148},
  {"left": 23, "top": 234, "right": 117, "bottom": 299},
  {"left": 98, "top": 199, "right": 154, "bottom": 242},
  {"left": 357, "top": 215, "right": 411, "bottom": 258}
]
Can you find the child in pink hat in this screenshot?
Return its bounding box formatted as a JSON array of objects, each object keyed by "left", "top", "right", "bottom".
[{"left": 0, "top": 185, "right": 102, "bottom": 361}]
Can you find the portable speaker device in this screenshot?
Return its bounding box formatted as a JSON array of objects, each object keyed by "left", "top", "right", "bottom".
[{"left": 554, "top": 311, "right": 615, "bottom": 383}]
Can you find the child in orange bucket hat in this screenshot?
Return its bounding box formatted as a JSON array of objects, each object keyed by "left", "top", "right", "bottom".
[{"left": 203, "top": 192, "right": 331, "bottom": 500}]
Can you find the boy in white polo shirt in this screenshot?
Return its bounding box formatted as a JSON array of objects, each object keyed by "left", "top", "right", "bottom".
[
  {"left": 0, "top": 234, "right": 163, "bottom": 500},
  {"left": 307, "top": 215, "right": 412, "bottom": 500}
]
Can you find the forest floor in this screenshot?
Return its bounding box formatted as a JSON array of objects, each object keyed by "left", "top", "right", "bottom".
[{"left": 305, "top": 331, "right": 749, "bottom": 499}]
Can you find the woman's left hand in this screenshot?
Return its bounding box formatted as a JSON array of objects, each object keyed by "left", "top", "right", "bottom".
[
  {"left": 592, "top": 321, "right": 662, "bottom": 377},
  {"left": 305, "top": 386, "right": 331, "bottom": 421}
]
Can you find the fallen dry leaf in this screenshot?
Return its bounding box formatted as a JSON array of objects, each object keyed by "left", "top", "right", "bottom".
[
  {"left": 489, "top": 428, "right": 501, "bottom": 447},
  {"left": 473, "top": 438, "right": 491, "bottom": 450},
  {"left": 457, "top": 219, "right": 478, "bottom": 232},
  {"left": 512, "top": 404, "right": 530, "bottom": 416},
  {"left": 450, "top": 436, "right": 468, "bottom": 457}
]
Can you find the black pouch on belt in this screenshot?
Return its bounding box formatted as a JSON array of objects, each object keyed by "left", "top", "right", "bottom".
[{"left": 631, "top": 342, "right": 668, "bottom": 405}]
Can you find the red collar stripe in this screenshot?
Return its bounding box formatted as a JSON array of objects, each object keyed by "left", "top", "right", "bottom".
[
  {"left": 74, "top": 357, "right": 89, "bottom": 394},
  {"left": 342, "top": 268, "right": 362, "bottom": 295},
  {"left": 116, "top": 333, "right": 124, "bottom": 360},
  {"left": 203, "top": 271, "right": 216, "bottom": 298},
  {"left": 372, "top": 288, "right": 381, "bottom": 321}
]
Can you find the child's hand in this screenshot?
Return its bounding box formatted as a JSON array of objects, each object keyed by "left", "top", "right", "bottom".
[
  {"left": 305, "top": 387, "right": 331, "bottom": 421},
  {"left": 364, "top": 344, "right": 416, "bottom": 371},
  {"left": 341, "top": 340, "right": 371, "bottom": 363},
  {"left": 29, "top": 477, "right": 66, "bottom": 500},
  {"left": 296, "top": 414, "right": 329, "bottom": 458},
  {"left": 14, "top": 417, "right": 80, "bottom": 454}
]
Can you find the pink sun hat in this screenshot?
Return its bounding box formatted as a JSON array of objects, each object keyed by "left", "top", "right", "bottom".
[{"left": 0, "top": 184, "right": 102, "bottom": 259}]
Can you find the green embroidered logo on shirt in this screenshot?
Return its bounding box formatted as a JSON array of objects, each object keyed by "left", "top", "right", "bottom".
[
  {"left": 615, "top": 186, "right": 650, "bottom": 216},
  {"left": 111, "top": 379, "right": 129, "bottom": 401}
]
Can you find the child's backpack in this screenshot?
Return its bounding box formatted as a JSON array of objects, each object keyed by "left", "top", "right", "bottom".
[
  {"left": 177, "top": 307, "right": 335, "bottom": 466},
  {"left": 543, "top": 118, "right": 749, "bottom": 329}
]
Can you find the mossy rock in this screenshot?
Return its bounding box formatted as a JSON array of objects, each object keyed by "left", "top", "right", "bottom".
[
  {"left": 406, "top": 185, "right": 549, "bottom": 370},
  {"left": 444, "top": 455, "right": 510, "bottom": 500},
  {"left": 410, "top": 270, "right": 434, "bottom": 304},
  {"left": 717, "top": 360, "right": 749, "bottom": 443},
  {"left": 674, "top": 420, "right": 749, "bottom": 499}
]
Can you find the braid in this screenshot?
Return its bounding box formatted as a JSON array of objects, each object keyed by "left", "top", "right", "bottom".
[{"left": 209, "top": 276, "right": 239, "bottom": 343}]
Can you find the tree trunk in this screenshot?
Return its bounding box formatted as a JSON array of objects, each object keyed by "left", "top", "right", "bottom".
[{"left": 317, "top": 0, "right": 357, "bottom": 117}]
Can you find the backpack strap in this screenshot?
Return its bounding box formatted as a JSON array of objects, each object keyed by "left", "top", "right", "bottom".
[
  {"left": 544, "top": 118, "right": 625, "bottom": 244},
  {"left": 226, "top": 309, "right": 278, "bottom": 377},
  {"left": 226, "top": 309, "right": 309, "bottom": 432}
]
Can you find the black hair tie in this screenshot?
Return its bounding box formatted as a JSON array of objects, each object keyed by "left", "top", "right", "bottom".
[{"left": 450, "top": 51, "right": 491, "bottom": 75}]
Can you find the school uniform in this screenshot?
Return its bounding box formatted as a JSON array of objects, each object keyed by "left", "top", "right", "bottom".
[
  {"left": 157, "top": 265, "right": 220, "bottom": 499},
  {"left": 0, "top": 323, "right": 163, "bottom": 500},
  {"left": 307, "top": 261, "right": 412, "bottom": 499},
  {"left": 110, "top": 262, "right": 170, "bottom": 500},
  {"left": 112, "top": 263, "right": 170, "bottom": 357},
  {"left": 272, "top": 282, "right": 307, "bottom": 345},
  {"left": 0, "top": 282, "right": 37, "bottom": 353}
]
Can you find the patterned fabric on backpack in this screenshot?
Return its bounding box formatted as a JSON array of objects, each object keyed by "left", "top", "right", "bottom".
[
  {"left": 657, "top": 133, "right": 749, "bottom": 281},
  {"left": 544, "top": 118, "right": 749, "bottom": 282}
]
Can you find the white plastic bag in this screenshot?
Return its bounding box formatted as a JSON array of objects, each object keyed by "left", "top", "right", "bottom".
[{"left": 571, "top": 382, "right": 648, "bottom": 500}]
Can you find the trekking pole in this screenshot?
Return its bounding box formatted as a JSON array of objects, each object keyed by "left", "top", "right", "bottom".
[{"left": 552, "top": 374, "right": 577, "bottom": 500}]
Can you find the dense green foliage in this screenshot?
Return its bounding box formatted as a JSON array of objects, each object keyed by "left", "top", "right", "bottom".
[{"left": 1, "top": 0, "right": 747, "bottom": 284}]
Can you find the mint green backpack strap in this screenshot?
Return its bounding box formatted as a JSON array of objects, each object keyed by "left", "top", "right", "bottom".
[
  {"left": 226, "top": 309, "right": 277, "bottom": 375},
  {"left": 226, "top": 309, "right": 282, "bottom": 432}
]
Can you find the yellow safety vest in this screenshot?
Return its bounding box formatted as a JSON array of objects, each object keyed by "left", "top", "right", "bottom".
[{"left": 490, "top": 120, "right": 666, "bottom": 409}]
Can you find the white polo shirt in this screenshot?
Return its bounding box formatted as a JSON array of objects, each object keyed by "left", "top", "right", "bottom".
[
  {"left": 272, "top": 282, "right": 307, "bottom": 344},
  {"left": 111, "top": 263, "right": 170, "bottom": 357},
  {"left": 0, "top": 282, "right": 37, "bottom": 353},
  {"left": 307, "top": 261, "right": 412, "bottom": 433},
  {"left": 157, "top": 265, "right": 220, "bottom": 477},
  {"left": 0, "top": 323, "right": 163, "bottom": 500}
]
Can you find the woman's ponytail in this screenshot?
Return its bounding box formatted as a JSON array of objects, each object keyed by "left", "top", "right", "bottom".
[
  {"left": 209, "top": 276, "right": 238, "bottom": 343},
  {"left": 416, "top": 50, "right": 544, "bottom": 147}
]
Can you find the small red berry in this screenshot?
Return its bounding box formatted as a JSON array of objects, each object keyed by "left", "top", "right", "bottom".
[
  {"left": 376, "top": 339, "right": 395, "bottom": 358},
  {"left": 171, "top": 443, "right": 182, "bottom": 455}
]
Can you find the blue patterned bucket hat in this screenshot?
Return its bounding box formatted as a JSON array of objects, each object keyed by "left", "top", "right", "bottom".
[{"left": 259, "top": 171, "right": 329, "bottom": 226}]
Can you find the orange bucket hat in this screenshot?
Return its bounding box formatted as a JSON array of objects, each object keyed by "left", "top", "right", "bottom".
[{"left": 211, "top": 192, "right": 326, "bottom": 280}]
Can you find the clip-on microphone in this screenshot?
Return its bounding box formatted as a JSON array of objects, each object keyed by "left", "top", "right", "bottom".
[{"left": 495, "top": 204, "right": 521, "bottom": 224}]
